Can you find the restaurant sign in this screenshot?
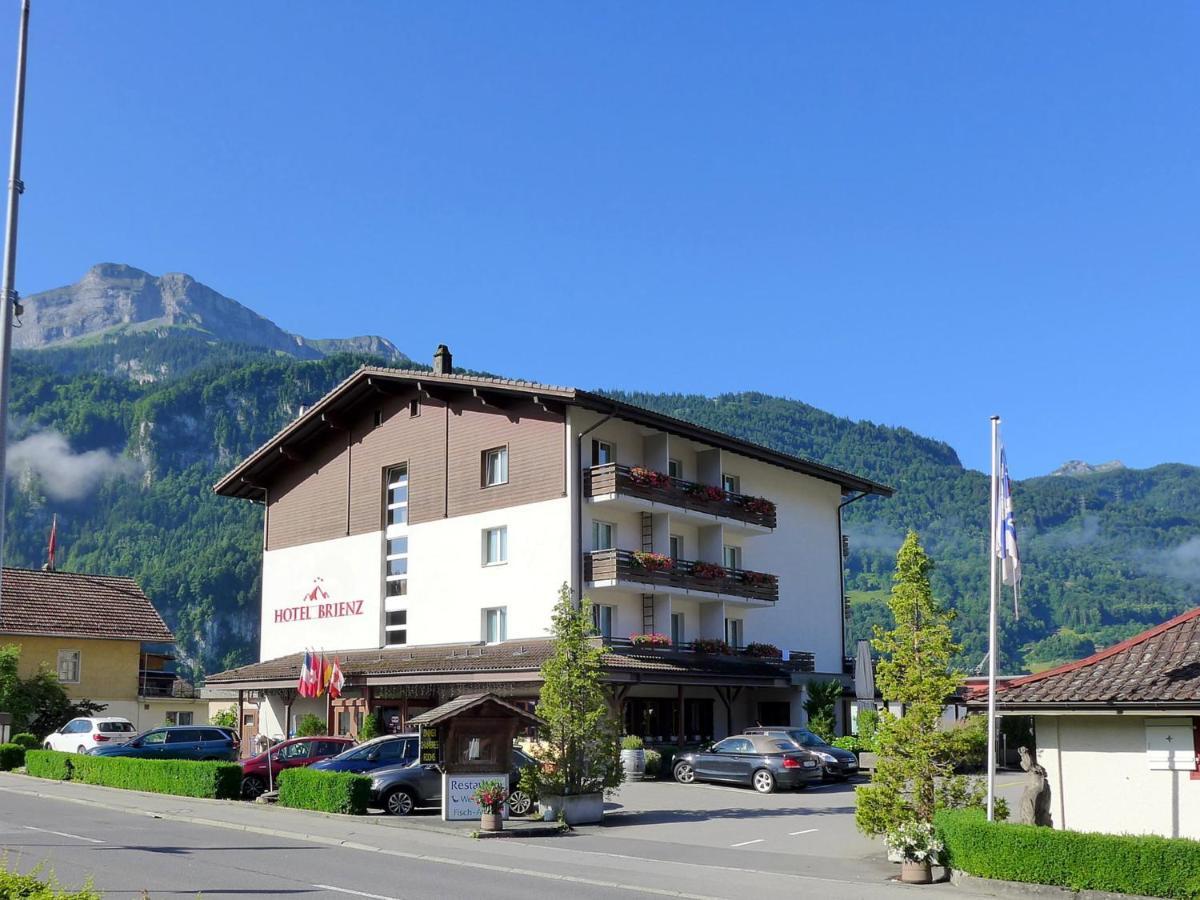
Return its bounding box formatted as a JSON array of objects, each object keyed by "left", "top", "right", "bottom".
[{"left": 442, "top": 772, "right": 510, "bottom": 821}]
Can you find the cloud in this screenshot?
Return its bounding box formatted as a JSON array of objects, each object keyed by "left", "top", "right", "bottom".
[
  {"left": 845, "top": 522, "right": 905, "bottom": 554},
  {"left": 7, "top": 430, "right": 140, "bottom": 500},
  {"left": 1150, "top": 537, "right": 1200, "bottom": 584},
  {"left": 1041, "top": 514, "right": 1101, "bottom": 549}
]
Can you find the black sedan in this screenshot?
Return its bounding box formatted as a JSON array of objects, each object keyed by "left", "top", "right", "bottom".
[
  {"left": 744, "top": 727, "right": 859, "bottom": 780},
  {"left": 370, "top": 748, "right": 537, "bottom": 817},
  {"left": 671, "top": 734, "right": 821, "bottom": 794}
]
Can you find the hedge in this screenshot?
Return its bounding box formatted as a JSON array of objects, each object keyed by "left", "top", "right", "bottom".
[
  {"left": 11, "top": 732, "right": 41, "bottom": 751},
  {"left": 0, "top": 865, "right": 99, "bottom": 899},
  {"left": 0, "top": 742, "right": 25, "bottom": 770},
  {"left": 277, "top": 767, "right": 370, "bottom": 814},
  {"left": 936, "top": 808, "right": 1200, "bottom": 899},
  {"left": 24, "top": 750, "right": 241, "bottom": 800}
]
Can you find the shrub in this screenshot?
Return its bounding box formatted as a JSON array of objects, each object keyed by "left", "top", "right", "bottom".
[
  {"left": 24, "top": 750, "right": 240, "bottom": 799},
  {"left": 831, "top": 736, "right": 863, "bottom": 754},
  {"left": 210, "top": 707, "right": 238, "bottom": 729},
  {"left": 643, "top": 749, "right": 662, "bottom": 778},
  {"left": 0, "top": 742, "right": 25, "bottom": 770},
  {"left": 940, "top": 715, "right": 987, "bottom": 771},
  {"left": 357, "top": 711, "right": 381, "bottom": 742},
  {"left": 856, "top": 708, "right": 879, "bottom": 750},
  {"left": 0, "top": 863, "right": 100, "bottom": 899},
  {"left": 11, "top": 732, "right": 40, "bottom": 751},
  {"left": 621, "top": 735, "right": 644, "bottom": 750},
  {"left": 936, "top": 809, "right": 1200, "bottom": 899},
  {"left": 277, "top": 767, "right": 369, "bottom": 814},
  {"left": 295, "top": 713, "right": 326, "bottom": 738}
]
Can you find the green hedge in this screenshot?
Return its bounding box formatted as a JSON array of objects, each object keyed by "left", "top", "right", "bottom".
[
  {"left": 0, "top": 742, "right": 25, "bottom": 770},
  {"left": 11, "top": 732, "right": 41, "bottom": 751},
  {"left": 277, "top": 767, "right": 370, "bottom": 814},
  {"left": 24, "top": 750, "right": 240, "bottom": 799},
  {"left": 936, "top": 809, "right": 1200, "bottom": 899},
  {"left": 0, "top": 865, "right": 100, "bottom": 899}
]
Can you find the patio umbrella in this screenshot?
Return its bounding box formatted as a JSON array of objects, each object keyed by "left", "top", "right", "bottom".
[{"left": 853, "top": 639, "right": 876, "bottom": 713}]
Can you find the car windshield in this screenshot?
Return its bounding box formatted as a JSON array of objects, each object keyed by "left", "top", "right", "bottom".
[
  {"left": 340, "top": 739, "right": 390, "bottom": 761},
  {"left": 789, "top": 730, "right": 830, "bottom": 748},
  {"left": 99, "top": 722, "right": 135, "bottom": 733}
]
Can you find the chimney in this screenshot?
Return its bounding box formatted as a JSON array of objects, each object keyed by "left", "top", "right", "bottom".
[{"left": 433, "top": 344, "right": 452, "bottom": 375}]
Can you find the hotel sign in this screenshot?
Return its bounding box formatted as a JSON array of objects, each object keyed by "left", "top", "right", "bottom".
[{"left": 273, "top": 578, "right": 367, "bottom": 625}]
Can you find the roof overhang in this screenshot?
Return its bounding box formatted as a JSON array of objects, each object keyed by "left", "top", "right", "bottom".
[{"left": 970, "top": 700, "right": 1200, "bottom": 715}]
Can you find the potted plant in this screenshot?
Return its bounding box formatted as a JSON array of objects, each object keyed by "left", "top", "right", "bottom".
[
  {"left": 629, "top": 466, "right": 672, "bottom": 489},
  {"left": 690, "top": 561, "right": 726, "bottom": 580},
  {"left": 688, "top": 484, "right": 726, "bottom": 503},
  {"left": 631, "top": 551, "right": 673, "bottom": 573},
  {"left": 740, "top": 570, "right": 777, "bottom": 588},
  {"left": 620, "top": 735, "right": 646, "bottom": 781},
  {"left": 743, "top": 641, "right": 782, "bottom": 659},
  {"left": 692, "top": 637, "right": 731, "bottom": 655},
  {"left": 472, "top": 779, "right": 508, "bottom": 832},
  {"left": 885, "top": 820, "right": 942, "bottom": 884},
  {"left": 629, "top": 632, "right": 672, "bottom": 649},
  {"left": 739, "top": 496, "right": 776, "bottom": 518}
]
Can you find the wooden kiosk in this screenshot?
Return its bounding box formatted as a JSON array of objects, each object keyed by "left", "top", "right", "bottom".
[{"left": 407, "top": 692, "right": 542, "bottom": 822}]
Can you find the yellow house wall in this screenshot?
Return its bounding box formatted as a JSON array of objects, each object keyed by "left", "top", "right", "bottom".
[{"left": 0, "top": 633, "right": 140, "bottom": 702}]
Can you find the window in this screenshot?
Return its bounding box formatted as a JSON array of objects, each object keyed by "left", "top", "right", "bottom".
[
  {"left": 722, "top": 473, "right": 740, "bottom": 494},
  {"left": 592, "top": 520, "right": 615, "bottom": 551},
  {"left": 409, "top": 399, "right": 420, "bottom": 417},
  {"left": 373, "top": 409, "right": 383, "bottom": 427},
  {"left": 725, "top": 618, "right": 744, "bottom": 649},
  {"left": 385, "top": 609, "right": 407, "bottom": 646},
  {"left": 166, "top": 711, "right": 194, "bottom": 726},
  {"left": 385, "top": 464, "right": 409, "bottom": 526},
  {"left": 669, "top": 535, "right": 683, "bottom": 560},
  {"left": 668, "top": 459, "right": 682, "bottom": 480},
  {"left": 671, "top": 612, "right": 684, "bottom": 646},
  {"left": 591, "top": 439, "right": 615, "bottom": 466},
  {"left": 142, "top": 730, "right": 167, "bottom": 746},
  {"left": 483, "top": 526, "right": 508, "bottom": 565},
  {"left": 483, "top": 447, "right": 509, "bottom": 487},
  {"left": 57, "top": 650, "right": 80, "bottom": 684},
  {"left": 483, "top": 607, "right": 507, "bottom": 643},
  {"left": 592, "top": 604, "right": 615, "bottom": 639},
  {"left": 385, "top": 535, "right": 408, "bottom": 597},
  {"left": 712, "top": 737, "right": 752, "bottom": 754},
  {"left": 723, "top": 545, "right": 742, "bottom": 570}
]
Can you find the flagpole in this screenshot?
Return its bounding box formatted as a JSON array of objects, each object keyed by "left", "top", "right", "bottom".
[{"left": 986, "top": 415, "right": 1000, "bottom": 821}]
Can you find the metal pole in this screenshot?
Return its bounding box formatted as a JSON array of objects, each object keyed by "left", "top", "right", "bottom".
[
  {"left": 986, "top": 415, "right": 1000, "bottom": 821},
  {"left": 0, "top": 0, "right": 30, "bottom": 608}
]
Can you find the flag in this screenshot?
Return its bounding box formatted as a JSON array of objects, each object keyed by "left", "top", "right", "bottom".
[
  {"left": 995, "top": 446, "right": 1022, "bottom": 617},
  {"left": 328, "top": 657, "right": 344, "bottom": 700},
  {"left": 314, "top": 652, "right": 327, "bottom": 697},
  {"left": 46, "top": 514, "right": 57, "bottom": 571},
  {"left": 297, "top": 650, "right": 312, "bottom": 698}
]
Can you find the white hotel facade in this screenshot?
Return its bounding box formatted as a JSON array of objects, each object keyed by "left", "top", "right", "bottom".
[{"left": 208, "top": 346, "right": 891, "bottom": 744}]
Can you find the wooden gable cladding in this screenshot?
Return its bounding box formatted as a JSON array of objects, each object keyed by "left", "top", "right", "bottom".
[{"left": 265, "top": 388, "right": 565, "bottom": 551}]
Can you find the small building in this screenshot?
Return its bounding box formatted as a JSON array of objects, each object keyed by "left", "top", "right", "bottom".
[
  {"left": 986, "top": 608, "right": 1200, "bottom": 840},
  {"left": 0, "top": 567, "right": 208, "bottom": 732}
]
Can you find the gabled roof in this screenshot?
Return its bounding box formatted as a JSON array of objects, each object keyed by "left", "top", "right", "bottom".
[
  {"left": 0, "top": 567, "right": 174, "bottom": 643},
  {"left": 213, "top": 366, "right": 893, "bottom": 500},
  {"left": 985, "top": 607, "right": 1200, "bottom": 709},
  {"left": 407, "top": 692, "right": 543, "bottom": 727}
]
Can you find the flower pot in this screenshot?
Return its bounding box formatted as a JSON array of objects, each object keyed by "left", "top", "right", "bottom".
[
  {"left": 621, "top": 748, "right": 646, "bottom": 781},
  {"left": 538, "top": 792, "right": 604, "bottom": 825},
  {"left": 480, "top": 811, "right": 503, "bottom": 832},
  {"left": 899, "top": 859, "right": 932, "bottom": 884}
]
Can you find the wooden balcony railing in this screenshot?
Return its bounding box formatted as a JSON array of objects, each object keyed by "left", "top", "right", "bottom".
[
  {"left": 139, "top": 671, "right": 197, "bottom": 699},
  {"left": 585, "top": 548, "right": 779, "bottom": 603},
  {"left": 585, "top": 463, "right": 778, "bottom": 529}
]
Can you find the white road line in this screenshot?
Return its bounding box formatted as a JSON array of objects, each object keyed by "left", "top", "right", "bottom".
[
  {"left": 730, "top": 839, "right": 764, "bottom": 847},
  {"left": 314, "top": 885, "right": 401, "bottom": 900},
  {"left": 22, "top": 825, "right": 104, "bottom": 844},
  {"left": 789, "top": 829, "right": 818, "bottom": 836}
]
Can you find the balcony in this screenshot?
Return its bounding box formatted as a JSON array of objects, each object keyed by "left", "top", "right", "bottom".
[
  {"left": 139, "top": 670, "right": 198, "bottom": 699},
  {"left": 585, "top": 548, "right": 779, "bottom": 604},
  {"left": 585, "top": 464, "right": 777, "bottom": 530}
]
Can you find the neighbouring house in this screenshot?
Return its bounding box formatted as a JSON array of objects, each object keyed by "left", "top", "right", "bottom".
[
  {"left": 982, "top": 608, "right": 1200, "bottom": 839},
  {"left": 206, "top": 346, "right": 892, "bottom": 745},
  {"left": 0, "top": 567, "right": 208, "bottom": 732}
]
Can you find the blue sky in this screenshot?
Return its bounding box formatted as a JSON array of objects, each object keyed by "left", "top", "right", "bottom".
[{"left": 3, "top": 3, "right": 1196, "bottom": 479}]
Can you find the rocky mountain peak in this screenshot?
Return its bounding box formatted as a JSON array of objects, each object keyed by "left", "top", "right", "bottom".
[{"left": 1049, "top": 459, "right": 1127, "bottom": 478}]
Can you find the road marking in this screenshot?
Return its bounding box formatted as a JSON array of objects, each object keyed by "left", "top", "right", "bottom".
[
  {"left": 22, "top": 825, "right": 104, "bottom": 844},
  {"left": 314, "top": 885, "right": 401, "bottom": 900},
  {"left": 789, "top": 829, "right": 818, "bottom": 836},
  {"left": 730, "top": 839, "right": 764, "bottom": 847}
]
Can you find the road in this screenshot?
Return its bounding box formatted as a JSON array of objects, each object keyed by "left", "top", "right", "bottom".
[{"left": 0, "top": 772, "right": 1021, "bottom": 899}]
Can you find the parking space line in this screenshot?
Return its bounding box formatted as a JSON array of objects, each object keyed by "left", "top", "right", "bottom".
[
  {"left": 789, "top": 829, "right": 818, "bottom": 836},
  {"left": 314, "top": 885, "right": 402, "bottom": 900},
  {"left": 22, "top": 825, "right": 104, "bottom": 844},
  {"left": 730, "top": 839, "right": 764, "bottom": 847}
]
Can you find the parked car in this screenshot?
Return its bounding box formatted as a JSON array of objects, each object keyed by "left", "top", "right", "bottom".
[
  {"left": 370, "top": 747, "right": 538, "bottom": 817},
  {"left": 671, "top": 734, "right": 821, "bottom": 793},
  {"left": 308, "top": 734, "right": 418, "bottom": 775},
  {"left": 240, "top": 736, "right": 355, "bottom": 798},
  {"left": 43, "top": 717, "right": 137, "bottom": 754},
  {"left": 744, "top": 727, "right": 859, "bottom": 780},
  {"left": 88, "top": 725, "right": 239, "bottom": 761}
]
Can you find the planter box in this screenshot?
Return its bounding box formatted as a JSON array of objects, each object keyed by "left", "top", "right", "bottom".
[
  {"left": 539, "top": 792, "right": 604, "bottom": 825},
  {"left": 620, "top": 748, "right": 645, "bottom": 782},
  {"left": 858, "top": 751, "right": 878, "bottom": 773}
]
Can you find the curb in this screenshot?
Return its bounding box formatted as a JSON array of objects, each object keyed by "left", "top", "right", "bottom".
[{"left": 950, "top": 870, "right": 1160, "bottom": 900}]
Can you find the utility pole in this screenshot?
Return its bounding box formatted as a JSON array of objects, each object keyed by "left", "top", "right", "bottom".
[{"left": 0, "top": 0, "right": 30, "bottom": 610}]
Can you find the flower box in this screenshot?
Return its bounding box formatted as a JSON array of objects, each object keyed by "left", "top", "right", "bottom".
[
  {"left": 743, "top": 642, "right": 782, "bottom": 659},
  {"left": 630, "top": 632, "right": 672, "bottom": 648},
  {"left": 691, "top": 561, "right": 726, "bottom": 580},
  {"left": 629, "top": 466, "right": 672, "bottom": 489},
  {"left": 692, "top": 638, "right": 731, "bottom": 655},
  {"left": 632, "top": 551, "right": 673, "bottom": 573}
]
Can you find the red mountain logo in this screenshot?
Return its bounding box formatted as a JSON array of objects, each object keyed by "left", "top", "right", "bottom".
[
  {"left": 274, "top": 577, "right": 364, "bottom": 625},
  {"left": 302, "top": 578, "right": 329, "bottom": 604}
]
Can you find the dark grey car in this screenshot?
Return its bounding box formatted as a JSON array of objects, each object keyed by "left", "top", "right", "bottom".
[
  {"left": 744, "top": 727, "right": 859, "bottom": 779},
  {"left": 671, "top": 734, "right": 821, "bottom": 794},
  {"left": 369, "top": 748, "right": 536, "bottom": 817}
]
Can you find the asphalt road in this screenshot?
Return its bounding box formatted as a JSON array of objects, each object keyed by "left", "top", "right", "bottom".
[{"left": 0, "top": 772, "right": 1023, "bottom": 899}]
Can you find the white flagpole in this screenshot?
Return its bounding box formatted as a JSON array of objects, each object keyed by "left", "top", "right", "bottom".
[{"left": 986, "top": 415, "right": 1000, "bottom": 821}]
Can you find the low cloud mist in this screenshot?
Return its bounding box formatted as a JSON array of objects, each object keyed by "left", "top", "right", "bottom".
[{"left": 7, "top": 430, "right": 140, "bottom": 500}]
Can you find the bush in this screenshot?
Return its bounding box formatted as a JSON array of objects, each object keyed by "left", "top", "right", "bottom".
[
  {"left": 936, "top": 809, "right": 1200, "bottom": 899},
  {"left": 856, "top": 709, "right": 879, "bottom": 750},
  {"left": 11, "top": 732, "right": 40, "bottom": 751},
  {"left": 357, "top": 711, "right": 380, "bottom": 742},
  {"left": 940, "top": 715, "right": 987, "bottom": 771},
  {"left": 295, "top": 713, "right": 326, "bottom": 738},
  {"left": 831, "top": 736, "right": 863, "bottom": 754},
  {"left": 0, "top": 742, "right": 25, "bottom": 770},
  {"left": 277, "top": 767, "right": 369, "bottom": 814},
  {"left": 210, "top": 707, "right": 238, "bottom": 729},
  {"left": 0, "top": 863, "right": 100, "bottom": 899},
  {"left": 24, "top": 750, "right": 240, "bottom": 799},
  {"left": 643, "top": 749, "right": 662, "bottom": 778},
  {"left": 621, "top": 735, "right": 644, "bottom": 750}
]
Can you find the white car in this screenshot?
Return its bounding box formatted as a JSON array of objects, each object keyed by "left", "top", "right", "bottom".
[{"left": 43, "top": 717, "right": 137, "bottom": 754}]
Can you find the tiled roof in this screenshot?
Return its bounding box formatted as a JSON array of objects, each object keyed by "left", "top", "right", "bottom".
[
  {"left": 207, "top": 638, "right": 793, "bottom": 686},
  {"left": 407, "top": 692, "right": 543, "bottom": 727},
  {"left": 0, "top": 567, "right": 173, "bottom": 643},
  {"left": 988, "top": 608, "right": 1200, "bottom": 708}
]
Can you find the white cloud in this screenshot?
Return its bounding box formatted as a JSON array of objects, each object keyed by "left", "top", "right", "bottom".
[{"left": 7, "top": 430, "right": 140, "bottom": 500}]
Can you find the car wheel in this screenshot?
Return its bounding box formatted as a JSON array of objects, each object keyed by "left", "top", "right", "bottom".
[
  {"left": 43, "top": 743, "right": 52, "bottom": 750},
  {"left": 76, "top": 745, "right": 87, "bottom": 755},
  {"left": 508, "top": 789, "right": 533, "bottom": 816},
  {"left": 242, "top": 775, "right": 266, "bottom": 799},
  {"left": 384, "top": 788, "right": 416, "bottom": 816},
  {"left": 752, "top": 769, "right": 776, "bottom": 794},
  {"left": 673, "top": 761, "right": 696, "bottom": 784}
]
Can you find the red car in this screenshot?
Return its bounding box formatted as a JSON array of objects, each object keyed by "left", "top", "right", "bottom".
[{"left": 240, "top": 736, "right": 354, "bottom": 798}]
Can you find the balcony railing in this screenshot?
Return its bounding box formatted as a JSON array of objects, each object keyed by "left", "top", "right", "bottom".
[
  {"left": 139, "top": 671, "right": 197, "bottom": 699},
  {"left": 585, "top": 463, "right": 778, "bottom": 529},
  {"left": 585, "top": 548, "right": 779, "bottom": 603}
]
